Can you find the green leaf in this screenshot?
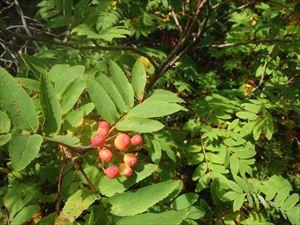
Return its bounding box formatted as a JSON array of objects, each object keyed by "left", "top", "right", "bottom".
[
  {"left": 281, "top": 193, "right": 299, "bottom": 211},
  {"left": 187, "top": 206, "right": 206, "bottom": 220},
  {"left": 48, "top": 64, "right": 85, "bottom": 98},
  {"left": 223, "top": 191, "right": 241, "bottom": 201},
  {"left": 151, "top": 139, "right": 162, "bottom": 163},
  {"left": 10, "top": 205, "right": 39, "bottom": 225},
  {"left": 108, "top": 180, "right": 183, "bottom": 216},
  {"left": 116, "top": 210, "right": 188, "bottom": 225},
  {"left": 131, "top": 60, "right": 147, "bottom": 101},
  {"left": 240, "top": 121, "right": 255, "bottom": 137},
  {"left": 274, "top": 188, "right": 290, "bottom": 206},
  {"left": 116, "top": 116, "right": 164, "bottom": 133},
  {"left": 16, "top": 78, "right": 39, "bottom": 91},
  {"left": 230, "top": 155, "right": 239, "bottom": 175},
  {"left": 98, "top": 26, "right": 131, "bottom": 42},
  {"left": 60, "top": 78, "right": 86, "bottom": 114},
  {"left": 226, "top": 180, "right": 243, "bottom": 193},
  {"left": 73, "top": 24, "right": 130, "bottom": 41},
  {"left": 36, "top": 213, "right": 56, "bottom": 225},
  {"left": 233, "top": 193, "right": 245, "bottom": 211},
  {"left": 86, "top": 77, "right": 119, "bottom": 124},
  {"left": 21, "top": 55, "right": 47, "bottom": 78},
  {"left": 127, "top": 100, "right": 184, "bottom": 118},
  {"left": 233, "top": 148, "right": 256, "bottom": 159},
  {"left": 109, "top": 60, "right": 134, "bottom": 108},
  {"left": 4, "top": 184, "right": 38, "bottom": 220},
  {"left": 9, "top": 134, "right": 43, "bottom": 171},
  {"left": 171, "top": 193, "right": 199, "bottom": 210},
  {"left": 234, "top": 176, "right": 251, "bottom": 192},
  {"left": 241, "top": 103, "right": 262, "bottom": 113},
  {"left": 0, "top": 110, "right": 10, "bottom": 133},
  {"left": 228, "top": 119, "right": 240, "bottom": 130},
  {"left": 99, "top": 163, "right": 158, "bottom": 197},
  {"left": 96, "top": 75, "right": 128, "bottom": 113},
  {"left": 55, "top": 190, "right": 100, "bottom": 224},
  {"left": 236, "top": 111, "right": 258, "bottom": 120},
  {"left": 50, "top": 134, "right": 80, "bottom": 146},
  {"left": 0, "top": 133, "right": 11, "bottom": 146},
  {"left": 150, "top": 89, "right": 185, "bottom": 103},
  {"left": 192, "top": 163, "right": 208, "bottom": 181},
  {"left": 253, "top": 118, "right": 265, "bottom": 141},
  {"left": 40, "top": 74, "right": 62, "bottom": 134},
  {"left": 286, "top": 204, "right": 300, "bottom": 225},
  {"left": 0, "top": 68, "right": 39, "bottom": 133},
  {"left": 264, "top": 113, "right": 274, "bottom": 140}
]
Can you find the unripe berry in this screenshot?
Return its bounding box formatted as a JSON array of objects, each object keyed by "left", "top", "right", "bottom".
[
  {"left": 114, "top": 133, "right": 131, "bottom": 151},
  {"left": 103, "top": 165, "right": 119, "bottom": 179},
  {"left": 124, "top": 153, "right": 138, "bottom": 167},
  {"left": 91, "top": 134, "right": 106, "bottom": 147},
  {"left": 97, "top": 121, "right": 110, "bottom": 136},
  {"left": 131, "top": 134, "right": 143, "bottom": 146},
  {"left": 119, "top": 163, "right": 133, "bottom": 178},
  {"left": 98, "top": 147, "right": 113, "bottom": 162}
]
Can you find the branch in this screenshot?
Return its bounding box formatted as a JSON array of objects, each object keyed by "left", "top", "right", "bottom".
[
  {"left": 56, "top": 154, "right": 67, "bottom": 214},
  {"left": 169, "top": 2, "right": 183, "bottom": 33},
  {"left": 0, "top": 29, "right": 159, "bottom": 71},
  {"left": 251, "top": 60, "right": 269, "bottom": 93},
  {"left": 147, "top": 0, "right": 209, "bottom": 90},
  {"left": 13, "top": 0, "right": 39, "bottom": 48},
  {"left": 196, "top": 38, "right": 300, "bottom": 49}
]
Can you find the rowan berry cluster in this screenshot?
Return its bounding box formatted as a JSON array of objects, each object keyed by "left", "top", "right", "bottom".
[{"left": 91, "top": 121, "right": 142, "bottom": 179}]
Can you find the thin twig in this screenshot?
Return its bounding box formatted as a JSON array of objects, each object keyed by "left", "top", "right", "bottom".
[
  {"left": 148, "top": 0, "right": 209, "bottom": 89},
  {"left": 169, "top": 2, "right": 183, "bottom": 33},
  {"left": 195, "top": 38, "right": 300, "bottom": 49},
  {"left": 0, "top": 2, "right": 14, "bottom": 14},
  {"left": 56, "top": 154, "right": 67, "bottom": 214},
  {"left": 251, "top": 60, "right": 268, "bottom": 93},
  {"left": 211, "top": 0, "right": 231, "bottom": 10},
  {"left": 14, "top": 0, "right": 39, "bottom": 48},
  {"left": 0, "top": 29, "right": 159, "bottom": 71},
  {"left": 78, "top": 164, "right": 96, "bottom": 192}
]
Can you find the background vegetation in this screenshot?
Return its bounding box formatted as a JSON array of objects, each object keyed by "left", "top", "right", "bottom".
[{"left": 0, "top": 0, "right": 300, "bottom": 224}]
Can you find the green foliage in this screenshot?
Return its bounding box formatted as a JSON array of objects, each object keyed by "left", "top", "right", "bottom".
[
  {"left": 108, "top": 180, "right": 182, "bottom": 216},
  {"left": 55, "top": 190, "right": 100, "bottom": 224},
  {"left": 9, "top": 134, "right": 43, "bottom": 171},
  {"left": 0, "top": 68, "right": 39, "bottom": 133}
]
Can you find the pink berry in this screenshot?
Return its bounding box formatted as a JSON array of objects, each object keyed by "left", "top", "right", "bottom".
[
  {"left": 91, "top": 134, "right": 106, "bottom": 147},
  {"left": 114, "top": 133, "right": 131, "bottom": 151},
  {"left": 97, "top": 121, "right": 110, "bottom": 136},
  {"left": 124, "top": 153, "right": 138, "bottom": 167},
  {"left": 98, "top": 147, "right": 113, "bottom": 162},
  {"left": 119, "top": 163, "right": 133, "bottom": 178},
  {"left": 131, "top": 134, "right": 143, "bottom": 146},
  {"left": 104, "top": 165, "right": 119, "bottom": 179}
]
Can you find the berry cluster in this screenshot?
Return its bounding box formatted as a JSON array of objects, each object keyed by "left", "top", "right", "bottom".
[{"left": 91, "top": 121, "right": 142, "bottom": 179}]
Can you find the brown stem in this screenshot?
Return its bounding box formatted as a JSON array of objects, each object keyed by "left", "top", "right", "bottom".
[
  {"left": 78, "top": 164, "right": 96, "bottom": 192},
  {"left": 0, "top": 28, "right": 158, "bottom": 71},
  {"left": 146, "top": 0, "right": 209, "bottom": 90},
  {"left": 56, "top": 155, "right": 67, "bottom": 214},
  {"left": 169, "top": 2, "right": 183, "bottom": 33}
]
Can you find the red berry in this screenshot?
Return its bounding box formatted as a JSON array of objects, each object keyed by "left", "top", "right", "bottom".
[
  {"left": 119, "top": 163, "right": 133, "bottom": 178},
  {"left": 131, "top": 134, "right": 143, "bottom": 146},
  {"left": 114, "top": 133, "right": 131, "bottom": 151},
  {"left": 98, "top": 147, "right": 113, "bottom": 162},
  {"left": 104, "top": 165, "right": 119, "bottom": 179},
  {"left": 97, "top": 121, "right": 110, "bottom": 136},
  {"left": 124, "top": 153, "right": 137, "bottom": 167},
  {"left": 91, "top": 134, "right": 106, "bottom": 147}
]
